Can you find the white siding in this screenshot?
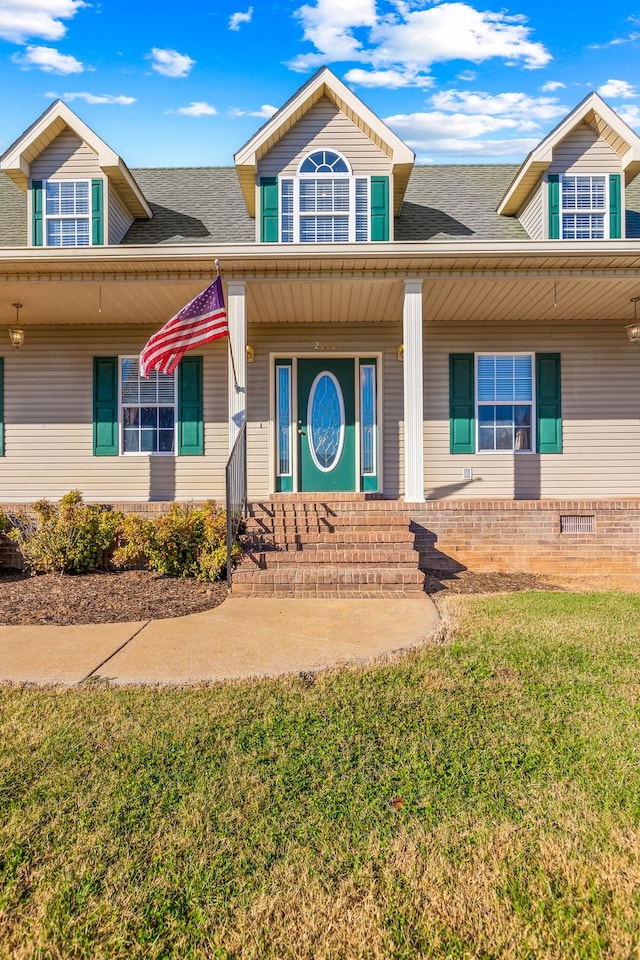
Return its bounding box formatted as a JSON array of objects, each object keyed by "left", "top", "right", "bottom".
[
  {"left": 31, "top": 131, "right": 101, "bottom": 179},
  {"left": 517, "top": 178, "right": 544, "bottom": 239},
  {"left": 108, "top": 185, "right": 134, "bottom": 244},
  {"left": 246, "top": 323, "right": 403, "bottom": 499},
  {"left": 549, "top": 122, "right": 621, "bottom": 174},
  {"left": 259, "top": 98, "right": 391, "bottom": 178},
  {"left": 1, "top": 326, "right": 228, "bottom": 503},
  {"left": 423, "top": 318, "right": 640, "bottom": 499}
]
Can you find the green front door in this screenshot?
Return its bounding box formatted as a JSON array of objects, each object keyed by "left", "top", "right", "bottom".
[{"left": 297, "top": 358, "right": 356, "bottom": 492}]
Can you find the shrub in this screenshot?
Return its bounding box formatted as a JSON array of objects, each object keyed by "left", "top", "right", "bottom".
[
  {"left": 8, "top": 492, "right": 238, "bottom": 582},
  {"left": 8, "top": 491, "right": 123, "bottom": 575},
  {"left": 113, "top": 501, "right": 236, "bottom": 582}
]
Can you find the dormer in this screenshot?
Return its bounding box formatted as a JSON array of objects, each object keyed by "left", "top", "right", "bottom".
[
  {"left": 498, "top": 93, "right": 640, "bottom": 241},
  {"left": 234, "top": 67, "right": 415, "bottom": 243},
  {"left": 0, "top": 100, "right": 151, "bottom": 247}
]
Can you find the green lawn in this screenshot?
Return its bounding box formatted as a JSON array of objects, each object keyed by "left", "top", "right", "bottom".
[{"left": 2, "top": 591, "right": 640, "bottom": 959}]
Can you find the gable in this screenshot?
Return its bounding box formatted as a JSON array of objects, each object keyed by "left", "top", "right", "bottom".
[
  {"left": 548, "top": 122, "right": 620, "bottom": 175},
  {"left": 259, "top": 97, "right": 390, "bottom": 178},
  {"left": 498, "top": 93, "right": 640, "bottom": 217},
  {"left": 235, "top": 67, "right": 414, "bottom": 217},
  {"left": 31, "top": 130, "right": 101, "bottom": 181}
]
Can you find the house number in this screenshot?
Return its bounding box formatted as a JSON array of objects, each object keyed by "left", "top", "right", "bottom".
[{"left": 314, "top": 342, "right": 337, "bottom": 350}]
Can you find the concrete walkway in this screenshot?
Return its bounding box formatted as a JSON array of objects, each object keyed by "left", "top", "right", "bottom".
[{"left": 0, "top": 595, "right": 440, "bottom": 686}]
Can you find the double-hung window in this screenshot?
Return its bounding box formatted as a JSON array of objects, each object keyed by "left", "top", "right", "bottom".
[
  {"left": 477, "top": 354, "right": 533, "bottom": 452},
  {"left": 45, "top": 180, "right": 90, "bottom": 247},
  {"left": 120, "top": 357, "right": 176, "bottom": 454},
  {"left": 561, "top": 175, "right": 606, "bottom": 240},
  {"left": 280, "top": 150, "right": 370, "bottom": 243}
]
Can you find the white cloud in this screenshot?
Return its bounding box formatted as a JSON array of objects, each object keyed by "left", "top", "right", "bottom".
[
  {"left": 344, "top": 67, "right": 433, "bottom": 89},
  {"left": 541, "top": 80, "right": 565, "bottom": 92},
  {"left": 616, "top": 104, "right": 640, "bottom": 129},
  {"left": 386, "top": 110, "right": 523, "bottom": 142},
  {"left": 61, "top": 91, "right": 136, "bottom": 105},
  {"left": 229, "top": 6, "right": 253, "bottom": 30},
  {"left": 288, "top": 0, "right": 551, "bottom": 76},
  {"left": 598, "top": 79, "right": 637, "bottom": 99},
  {"left": 228, "top": 103, "right": 278, "bottom": 118},
  {"left": 13, "top": 45, "right": 84, "bottom": 73},
  {"left": 431, "top": 89, "right": 566, "bottom": 122},
  {"left": 412, "top": 136, "right": 540, "bottom": 162},
  {"left": 149, "top": 48, "right": 195, "bottom": 78},
  {"left": 289, "top": 0, "right": 377, "bottom": 70},
  {"left": 174, "top": 101, "right": 217, "bottom": 116},
  {"left": 456, "top": 70, "right": 476, "bottom": 82},
  {"left": 0, "top": 0, "right": 86, "bottom": 44}
]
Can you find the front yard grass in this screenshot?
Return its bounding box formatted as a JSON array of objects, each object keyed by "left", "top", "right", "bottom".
[{"left": 2, "top": 591, "right": 640, "bottom": 959}]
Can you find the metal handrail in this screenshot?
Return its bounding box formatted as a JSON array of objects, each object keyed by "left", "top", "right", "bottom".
[{"left": 225, "top": 421, "right": 247, "bottom": 590}]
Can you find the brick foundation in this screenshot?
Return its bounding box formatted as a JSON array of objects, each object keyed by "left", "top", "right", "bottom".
[{"left": 411, "top": 499, "right": 640, "bottom": 576}]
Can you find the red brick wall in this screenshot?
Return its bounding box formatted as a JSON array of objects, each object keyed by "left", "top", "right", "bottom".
[{"left": 412, "top": 500, "right": 640, "bottom": 575}]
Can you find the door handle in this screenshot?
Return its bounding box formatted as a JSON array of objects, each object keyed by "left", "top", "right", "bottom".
[{"left": 297, "top": 419, "right": 306, "bottom": 436}]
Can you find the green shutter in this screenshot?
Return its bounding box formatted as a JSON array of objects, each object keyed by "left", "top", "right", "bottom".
[
  {"left": 91, "top": 178, "right": 104, "bottom": 245},
  {"left": 370, "top": 175, "right": 389, "bottom": 241},
  {"left": 0, "top": 357, "right": 4, "bottom": 457},
  {"left": 93, "top": 357, "right": 118, "bottom": 456},
  {"left": 609, "top": 173, "right": 621, "bottom": 239},
  {"left": 449, "top": 354, "right": 475, "bottom": 454},
  {"left": 178, "top": 356, "right": 203, "bottom": 455},
  {"left": 548, "top": 174, "right": 560, "bottom": 240},
  {"left": 260, "top": 176, "right": 279, "bottom": 242},
  {"left": 536, "top": 353, "right": 562, "bottom": 453},
  {"left": 32, "top": 180, "right": 44, "bottom": 247}
]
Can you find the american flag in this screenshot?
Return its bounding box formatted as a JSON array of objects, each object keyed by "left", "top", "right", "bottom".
[{"left": 139, "top": 276, "right": 229, "bottom": 378}]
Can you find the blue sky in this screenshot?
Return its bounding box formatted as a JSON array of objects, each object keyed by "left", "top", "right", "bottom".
[{"left": 0, "top": 0, "right": 639, "bottom": 168}]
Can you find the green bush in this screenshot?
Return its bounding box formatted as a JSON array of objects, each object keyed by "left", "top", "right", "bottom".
[
  {"left": 8, "top": 490, "right": 123, "bottom": 575},
  {"left": 7, "top": 492, "right": 238, "bottom": 581},
  {"left": 113, "top": 501, "right": 237, "bottom": 581}
]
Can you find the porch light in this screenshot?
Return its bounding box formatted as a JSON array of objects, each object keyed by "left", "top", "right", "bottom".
[
  {"left": 627, "top": 297, "right": 640, "bottom": 343},
  {"left": 246, "top": 344, "right": 255, "bottom": 363},
  {"left": 8, "top": 302, "right": 24, "bottom": 348}
]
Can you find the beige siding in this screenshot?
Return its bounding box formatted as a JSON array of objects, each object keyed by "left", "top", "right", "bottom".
[
  {"left": 245, "top": 323, "right": 403, "bottom": 498},
  {"left": 423, "top": 319, "right": 640, "bottom": 499},
  {"left": 549, "top": 122, "right": 621, "bottom": 174},
  {"left": 259, "top": 98, "right": 391, "bottom": 178},
  {"left": 31, "top": 131, "right": 101, "bottom": 179},
  {"left": 108, "top": 185, "right": 134, "bottom": 244},
  {"left": 517, "top": 177, "right": 544, "bottom": 239},
  {"left": 1, "top": 326, "right": 228, "bottom": 503}
]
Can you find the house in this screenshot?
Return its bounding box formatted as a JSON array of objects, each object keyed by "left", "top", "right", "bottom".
[{"left": 2, "top": 66, "right": 640, "bottom": 585}]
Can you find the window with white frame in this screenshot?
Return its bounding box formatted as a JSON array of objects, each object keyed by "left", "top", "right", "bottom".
[
  {"left": 561, "top": 175, "right": 606, "bottom": 240},
  {"left": 45, "top": 180, "right": 90, "bottom": 247},
  {"left": 120, "top": 357, "right": 176, "bottom": 453},
  {"left": 280, "top": 150, "right": 369, "bottom": 243},
  {"left": 476, "top": 354, "right": 533, "bottom": 452}
]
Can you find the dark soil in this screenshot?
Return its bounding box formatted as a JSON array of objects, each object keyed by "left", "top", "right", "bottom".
[{"left": 0, "top": 569, "right": 228, "bottom": 626}]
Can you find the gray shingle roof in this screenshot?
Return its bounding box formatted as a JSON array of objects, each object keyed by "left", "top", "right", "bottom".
[{"left": 2, "top": 162, "right": 640, "bottom": 247}]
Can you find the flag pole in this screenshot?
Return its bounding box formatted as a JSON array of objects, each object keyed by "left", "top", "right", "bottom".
[{"left": 217, "top": 258, "right": 239, "bottom": 389}]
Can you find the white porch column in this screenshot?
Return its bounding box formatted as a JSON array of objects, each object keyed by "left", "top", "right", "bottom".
[
  {"left": 227, "top": 281, "right": 247, "bottom": 452},
  {"left": 403, "top": 279, "right": 425, "bottom": 502}
]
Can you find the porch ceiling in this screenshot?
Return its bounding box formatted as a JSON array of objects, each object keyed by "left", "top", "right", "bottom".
[{"left": 0, "top": 243, "right": 639, "bottom": 327}]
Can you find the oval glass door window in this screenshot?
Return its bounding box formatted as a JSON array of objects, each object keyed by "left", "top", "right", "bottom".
[{"left": 307, "top": 372, "right": 345, "bottom": 472}]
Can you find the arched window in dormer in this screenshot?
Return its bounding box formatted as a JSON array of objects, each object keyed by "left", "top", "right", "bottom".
[{"left": 274, "top": 149, "right": 388, "bottom": 244}]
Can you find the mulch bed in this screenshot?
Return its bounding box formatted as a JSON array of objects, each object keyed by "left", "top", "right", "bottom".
[{"left": 0, "top": 569, "right": 228, "bottom": 626}]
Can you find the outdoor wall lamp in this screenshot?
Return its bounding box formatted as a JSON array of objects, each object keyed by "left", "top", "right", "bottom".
[
  {"left": 397, "top": 344, "right": 404, "bottom": 361},
  {"left": 8, "top": 302, "right": 24, "bottom": 348},
  {"left": 246, "top": 344, "right": 255, "bottom": 362},
  {"left": 627, "top": 297, "right": 640, "bottom": 343}
]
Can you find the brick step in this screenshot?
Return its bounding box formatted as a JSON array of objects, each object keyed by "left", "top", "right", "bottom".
[
  {"left": 246, "top": 515, "right": 411, "bottom": 533},
  {"left": 233, "top": 565, "right": 425, "bottom": 587},
  {"left": 232, "top": 584, "right": 425, "bottom": 598},
  {"left": 244, "top": 548, "right": 419, "bottom": 565},
  {"left": 244, "top": 534, "right": 415, "bottom": 549}
]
